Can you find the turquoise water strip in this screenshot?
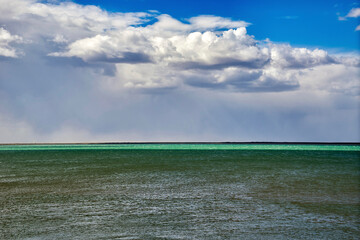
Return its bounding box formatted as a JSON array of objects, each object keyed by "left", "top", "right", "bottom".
[{"left": 0, "top": 144, "right": 359, "bottom": 151}]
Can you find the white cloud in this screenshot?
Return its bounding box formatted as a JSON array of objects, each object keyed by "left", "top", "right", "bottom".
[
  {"left": 48, "top": 22, "right": 347, "bottom": 92},
  {"left": 339, "top": 7, "right": 360, "bottom": 31},
  {"left": 347, "top": 8, "right": 360, "bottom": 31},
  {"left": 346, "top": 8, "right": 360, "bottom": 18},
  {"left": 163, "top": 28, "right": 269, "bottom": 69},
  {"left": 0, "top": 0, "right": 358, "bottom": 142},
  {"left": 0, "top": 0, "right": 357, "bottom": 94},
  {"left": 182, "top": 67, "right": 300, "bottom": 92},
  {"left": 52, "top": 34, "right": 68, "bottom": 43},
  {"left": 0, "top": 0, "right": 150, "bottom": 31},
  {"left": 50, "top": 29, "right": 153, "bottom": 63},
  {"left": 145, "top": 14, "right": 249, "bottom": 35},
  {"left": 269, "top": 44, "right": 335, "bottom": 68},
  {"left": 299, "top": 64, "right": 360, "bottom": 96},
  {"left": 0, "top": 0, "right": 153, "bottom": 44},
  {"left": 0, "top": 27, "right": 23, "bottom": 57},
  {"left": 187, "top": 15, "right": 249, "bottom": 31}
]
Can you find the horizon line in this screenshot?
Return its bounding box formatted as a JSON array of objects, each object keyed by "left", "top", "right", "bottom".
[{"left": 0, "top": 141, "right": 359, "bottom": 146}]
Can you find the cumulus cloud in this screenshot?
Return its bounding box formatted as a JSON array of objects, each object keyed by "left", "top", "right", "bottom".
[
  {"left": 48, "top": 22, "right": 345, "bottom": 92},
  {"left": 49, "top": 19, "right": 256, "bottom": 67},
  {"left": 147, "top": 14, "right": 249, "bottom": 34},
  {"left": 0, "top": 0, "right": 353, "bottom": 93},
  {"left": 0, "top": 0, "right": 153, "bottom": 45},
  {"left": 164, "top": 28, "right": 269, "bottom": 69},
  {"left": 0, "top": 0, "right": 151, "bottom": 31},
  {"left": 0, "top": 27, "right": 23, "bottom": 57},
  {"left": 269, "top": 44, "right": 335, "bottom": 68},
  {"left": 0, "top": 0, "right": 358, "bottom": 142},
  {"left": 182, "top": 67, "right": 300, "bottom": 92},
  {"left": 50, "top": 33, "right": 153, "bottom": 63}
]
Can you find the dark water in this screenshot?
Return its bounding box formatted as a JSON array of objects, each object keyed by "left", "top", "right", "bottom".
[{"left": 0, "top": 147, "right": 359, "bottom": 239}]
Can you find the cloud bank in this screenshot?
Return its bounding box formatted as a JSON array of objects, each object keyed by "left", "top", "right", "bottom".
[{"left": 0, "top": 0, "right": 358, "bottom": 142}]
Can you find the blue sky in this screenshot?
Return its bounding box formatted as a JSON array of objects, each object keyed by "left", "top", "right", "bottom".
[
  {"left": 73, "top": 0, "right": 359, "bottom": 51},
  {"left": 0, "top": 0, "right": 359, "bottom": 142}
]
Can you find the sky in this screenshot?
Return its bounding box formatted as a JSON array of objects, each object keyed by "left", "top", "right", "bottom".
[{"left": 0, "top": 0, "right": 359, "bottom": 143}]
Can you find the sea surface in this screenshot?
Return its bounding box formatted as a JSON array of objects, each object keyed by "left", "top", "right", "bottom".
[{"left": 0, "top": 144, "right": 359, "bottom": 239}]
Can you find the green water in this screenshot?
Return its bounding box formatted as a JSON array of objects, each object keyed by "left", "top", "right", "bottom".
[
  {"left": 0, "top": 145, "right": 359, "bottom": 239},
  {"left": 0, "top": 143, "right": 359, "bottom": 151}
]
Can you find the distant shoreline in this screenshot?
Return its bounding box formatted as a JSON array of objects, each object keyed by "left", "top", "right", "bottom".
[{"left": 1, "top": 142, "right": 359, "bottom": 146}]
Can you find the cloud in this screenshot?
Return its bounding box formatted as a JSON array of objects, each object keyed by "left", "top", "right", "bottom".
[
  {"left": 0, "top": 0, "right": 358, "bottom": 142},
  {"left": 49, "top": 33, "right": 153, "bottom": 63},
  {"left": 0, "top": 0, "right": 357, "bottom": 94},
  {"left": 300, "top": 64, "right": 360, "bottom": 96},
  {"left": 187, "top": 15, "right": 249, "bottom": 31},
  {"left": 269, "top": 44, "right": 336, "bottom": 69},
  {"left": 0, "top": 0, "right": 153, "bottom": 44},
  {"left": 51, "top": 34, "right": 68, "bottom": 43},
  {"left": 183, "top": 67, "right": 299, "bottom": 92},
  {"left": 50, "top": 19, "right": 257, "bottom": 67},
  {"left": 0, "top": 27, "right": 23, "bottom": 57},
  {"left": 0, "top": 114, "right": 36, "bottom": 143},
  {"left": 339, "top": 7, "right": 360, "bottom": 31},
  {"left": 346, "top": 8, "right": 360, "bottom": 18},
  {"left": 0, "top": 0, "right": 151, "bottom": 31},
  {"left": 163, "top": 28, "right": 269, "bottom": 69},
  {"left": 147, "top": 14, "right": 249, "bottom": 34},
  {"left": 48, "top": 23, "right": 345, "bottom": 92}
]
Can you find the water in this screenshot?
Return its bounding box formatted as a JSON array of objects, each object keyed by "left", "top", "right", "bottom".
[
  {"left": 0, "top": 143, "right": 359, "bottom": 151},
  {"left": 0, "top": 144, "right": 359, "bottom": 239}
]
